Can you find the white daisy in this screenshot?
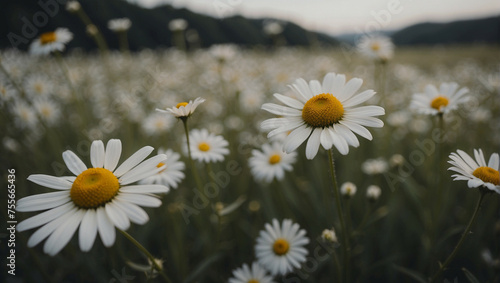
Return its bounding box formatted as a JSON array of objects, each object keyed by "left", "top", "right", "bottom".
[
  {"left": 366, "top": 185, "right": 382, "bottom": 201},
  {"left": 249, "top": 142, "right": 297, "bottom": 183},
  {"left": 33, "top": 98, "right": 61, "bottom": 126},
  {"left": 261, "top": 72, "right": 385, "bottom": 159},
  {"left": 255, "top": 218, "right": 309, "bottom": 276},
  {"left": 410, "top": 82, "right": 469, "bottom": 116},
  {"left": 228, "top": 262, "right": 275, "bottom": 283},
  {"left": 108, "top": 18, "right": 132, "bottom": 32},
  {"left": 141, "top": 112, "right": 174, "bottom": 136},
  {"left": 156, "top": 97, "right": 205, "bottom": 118},
  {"left": 29, "top": 28, "right": 73, "bottom": 55},
  {"left": 357, "top": 35, "right": 394, "bottom": 61},
  {"left": 16, "top": 139, "right": 169, "bottom": 256},
  {"left": 448, "top": 149, "right": 500, "bottom": 194},
  {"left": 168, "top": 18, "right": 188, "bottom": 31},
  {"left": 340, "top": 182, "right": 357, "bottom": 197},
  {"left": 361, "top": 158, "right": 389, "bottom": 175},
  {"left": 321, "top": 228, "right": 338, "bottom": 243},
  {"left": 139, "top": 148, "right": 185, "bottom": 189},
  {"left": 188, "top": 129, "right": 229, "bottom": 163}
]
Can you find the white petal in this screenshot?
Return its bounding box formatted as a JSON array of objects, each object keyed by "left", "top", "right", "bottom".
[
  {"left": 329, "top": 128, "right": 349, "bottom": 155},
  {"left": 105, "top": 202, "right": 130, "bottom": 230},
  {"left": 273, "top": 93, "right": 304, "bottom": 109},
  {"left": 79, "top": 209, "right": 98, "bottom": 252},
  {"left": 119, "top": 154, "right": 167, "bottom": 185},
  {"left": 90, "top": 140, "right": 105, "bottom": 168},
  {"left": 104, "top": 139, "right": 122, "bottom": 172},
  {"left": 322, "top": 72, "right": 336, "bottom": 94},
  {"left": 17, "top": 202, "right": 73, "bottom": 232},
  {"left": 320, "top": 127, "right": 333, "bottom": 149},
  {"left": 339, "top": 78, "right": 363, "bottom": 101},
  {"left": 305, "top": 128, "right": 322, "bottom": 160},
  {"left": 339, "top": 120, "right": 373, "bottom": 140},
  {"left": 334, "top": 124, "right": 360, "bottom": 147},
  {"left": 27, "top": 174, "right": 72, "bottom": 190},
  {"left": 115, "top": 193, "right": 162, "bottom": 207},
  {"left": 27, "top": 207, "right": 78, "bottom": 248},
  {"left": 342, "top": 90, "right": 376, "bottom": 108},
  {"left": 44, "top": 209, "right": 85, "bottom": 256},
  {"left": 62, "top": 150, "right": 87, "bottom": 176},
  {"left": 120, "top": 185, "right": 169, "bottom": 194},
  {"left": 488, "top": 153, "right": 499, "bottom": 170},
  {"left": 113, "top": 146, "right": 154, "bottom": 177},
  {"left": 262, "top": 103, "right": 302, "bottom": 116},
  {"left": 293, "top": 78, "right": 314, "bottom": 100},
  {"left": 283, "top": 125, "right": 312, "bottom": 153},
  {"left": 309, "top": 80, "right": 323, "bottom": 95},
  {"left": 113, "top": 201, "right": 149, "bottom": 225},
  {"left": 97, "top": 207, "right": 116, "bottom": 247},
  {"left": 17, "top": 191, "right": 70, "bottom": 212}
]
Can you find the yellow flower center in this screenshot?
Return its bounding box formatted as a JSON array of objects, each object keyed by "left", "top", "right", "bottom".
[
  {"left": 472, "top": 166, "right": 500, "bottom": 186},
  {"left": 430, "top": 96, "right": 449, "bottom": 111},
  {"left": 268, "top": 154, "right": 281, "bottom": 165},
  {"left": 40, "top": 32, "right": 57, "bottom": 45},
  {"left": 371, "top": 42, "right": 380, "bottom": 51},
  {"left": 248, "top": 280, "right": 259, "bottom": 283},
  {"left": 70, "top": 168, "right": 119, "bottom": 208},
  {"left": 273, "top": 238, "right": 290, "bottom": 256},
  {"left": 176, "top": 102, "right": 188, "bottom": 108},
  {"left": 302, "top": 93, "right": 344, "bottom": 128},
  {"left": 198, "top": 142, "right": 210, "bottom": 152},
  {"left": 156, "top": 162, "right": 167, "bottom": 173}
]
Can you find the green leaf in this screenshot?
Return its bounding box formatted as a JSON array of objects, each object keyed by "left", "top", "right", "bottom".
[
  {"left": 462, "top": 267, "right": 480, "bottom": 283},
  {"left": 393, "top": 265, "right": 428, "bottom": 283}
]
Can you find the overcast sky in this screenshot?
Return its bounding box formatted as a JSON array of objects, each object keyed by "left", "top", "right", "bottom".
[{"left": 131, "top": 0, "right": 500, "bottom": 35}]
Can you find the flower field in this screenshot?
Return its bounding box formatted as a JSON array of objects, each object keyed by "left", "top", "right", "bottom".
[{"left": 1, "top": 43, "right": 499, "bottom": 283}]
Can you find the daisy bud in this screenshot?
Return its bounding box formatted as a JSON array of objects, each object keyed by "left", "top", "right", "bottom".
[
  {"left": 340, "top": 182, "right": 357, "bottom": 198},
  {"left": 321, "top": 229, "right": 338, "bottom": 243},
  {"left": 366, "top": 185, "right": 382, "bottom": 202}
]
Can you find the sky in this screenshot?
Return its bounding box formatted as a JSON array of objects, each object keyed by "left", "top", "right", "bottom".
[{"left": 130, "top": 0, "right": 500, "bottom": 35}]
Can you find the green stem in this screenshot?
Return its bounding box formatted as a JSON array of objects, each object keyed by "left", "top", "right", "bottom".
[
  {"left": 181, "top": 117, "right": 204, "bottom": 193},
  {"left": 327, "top": 149, "right": 351, "bottom": 283},
  {"left": 118, "top": 229, "right": 173, "bottom": 283},
  {"left": 430, "top": 191, "right": 486, "bottom": 282}
]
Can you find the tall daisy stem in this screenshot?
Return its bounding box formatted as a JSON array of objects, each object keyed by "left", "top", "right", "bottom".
[
  {"left": 327, "top": 149, "right": 351, "bottom": 283},
  {"left": 118, "top": 229, "right": 173, "bottom": 283},
  {"left": 181, "top": 117, "right": 204, "bottom": 193},
  {"left": 430, "top": 191, "right": 486, "bottom": 282}
]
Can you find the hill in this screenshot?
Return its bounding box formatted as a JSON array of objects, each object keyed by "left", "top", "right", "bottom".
[{"left": 1, "top": 0, "right": 338, "bottom": 51}]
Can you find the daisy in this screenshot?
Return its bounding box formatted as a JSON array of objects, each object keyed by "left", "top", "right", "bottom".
[
  {"left": 188, "top": 129, "right": 229, "bottom": 163},
  {"left": 29, "top": 28, "right": 73, "bottom": 55},
  {"left": 108, "top": 18, "right": 132, "bottom": 32},
  {"left": 448, "top": 149, "right": 499, "bottom": 194},
  {"left": 156, "top": 97, "right": 205, "bottom": 118},
  {"left": 340, "top": 182, "right": 357, "bottom": 197},
  {"left": 261, "top": 72, "right": 384, "bottom": 159},
  {"left": 361, "top": 158, "right": 389, "bottom": 175},
  {"left": 410, "top": 82, "right": 469, "bottom": 116},
  {"left": 141, "top": 112, "right": 174, "bottom": 136},
  {"left": 168, "top": 19, "right": 188, "bottom": 31},
  {"left": 255, "top": 218, "right": 309, "bottom": 276},
  {"left": 33, "top": 98, "right": 61, "bottom": 126},
  {"left": 16, "top": 139, "right": 169, "bottom": 256},
  {"left": 139, "top": 148, "right": 185, "bottom": 189},
  {"left": 366, "top": 185, "right": 382, "bottom": 201},
  {"left": 357, "top": 35, "right": 394, "bottom": 61},
  {"left": 249, "top": 142, "right": 297, "bottom": 183},
  {"left": 228, "top": 262, "right": 275, "bottom": 283},
  {"left": 321, "top": 228, "right": 338, "bottom": 243}
]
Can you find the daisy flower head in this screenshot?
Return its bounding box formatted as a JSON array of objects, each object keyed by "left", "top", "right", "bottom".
[
  {"left": 108, "top": 18, "right": 132, "bottom": 32},
  {"left": 366, "top": 185, "right": 382, "bottom": 201},
  {"left": 255, "top": 218, "right": 309, "bottom": 276},
  {"left": 29, "top": 28, "right": 73, "bottom": 56},
  {"left": 188, "top": 128, "right": 229, "bottom": 163},
  {"left": 357, "top": 35, "right": 394, "bottom": 62},
  {"left": 228, "top": 262, "right": 275, "bottom": 283},
  {"left": 340, "top": 182, "right": 357, "bottom": 197},
  {"left": 448, "top": 149, "right": 500, "bottom": 194},
  {"left": 139, "top": 148, "right": 185, "bottom": 189},
  {"left": 410, "top": 82, "right": 469, "bottom": 116},
  {"left": 16, "top": 139, "right": 169, "bottom": 256},
  {"left": 261, "top": 72, "right": 385, "bottom": 159},
  {"left": 156, "top": 97, "right": 205, "bottom": 119},
  {"left": 249, "top": 142, "right": 297, "bottom": 183}
]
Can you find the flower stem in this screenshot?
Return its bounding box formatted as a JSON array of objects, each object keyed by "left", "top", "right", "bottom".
[
  {"left": 181, "top": 117, "right": 204, "bottom": 193},
  {"left": 430, "top": 191, "right": 486, "bottom": 282},
  {"left": 118, "top": 229, "right": 173, "bottom": 283},
  {"left": 327, "top": 149, "right": 351, "bottom": 283}
]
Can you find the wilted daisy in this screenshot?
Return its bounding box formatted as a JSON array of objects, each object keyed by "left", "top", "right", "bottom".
[
  {"left": 108, "top": 18, "right": 132, "bottom": 32},
  {"left": 255, "top": 218, "right": 309, "bottom": 276},
  {"left": 16, "top": 139, "right": 169, "bottom": 256},
  {"left": 249, "top": 142, "right": 297, "bottom": 183},
  {"left": 156, "top": 97, "right": 205, "bottom": 118},
  {"left": 261, "top": 72, "right": 384, "bottom": 159},
  {"left": 448, "top": 149, "right": 499, "bottom": 193},
  {"left": 188, "top": 129, "right": 229, "bottom": 163},
  {"left": 410, "top": 82, "right": 469, "bottom": 116},
  {"left": 340, "top": 182, "right": 357, "bottom": 197},
  {"left": 29, "top": 28, "right": 73, "bottom": 55},
  {"left": 139, "top": 148, "right": 185, "bottom": 189},
  {"left": 228, "top": 262, "right": 275, "bottom": 283},
  {"left": 357, "top": 35, "right": 394, "bottom": 61}
]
